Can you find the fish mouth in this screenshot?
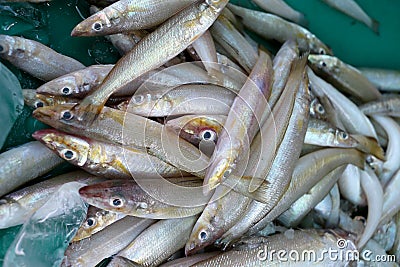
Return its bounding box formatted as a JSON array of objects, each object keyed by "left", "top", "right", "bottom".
[
  {"left": 70, "top": 26, "right": 88, "bottom": 37},
  {"left": 32, "top": 129, "right": 58, "bottom": 140},
  {"left": 32, "top": 106, "right": 56, "bottom": 121}
]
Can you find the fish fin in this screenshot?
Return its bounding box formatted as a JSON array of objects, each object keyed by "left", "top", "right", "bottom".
[
  {"left": 371, "top": 19, "right": 380, "bottom": 35},
  {"left": 296, "top": 14, "right": 309, "bottom": 28},
  {"left": 245, "top": 179, "right": 271, "bottom": 203},
  {"left": 225, "top": 176, "right": 271, "bottom": 203},
  {"left": 72, "top": 98, "right": 103, "bottom": 125}
]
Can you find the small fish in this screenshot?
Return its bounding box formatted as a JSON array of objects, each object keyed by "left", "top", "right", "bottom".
[
  {"left": 118, "top": 216, "right": 198, "bottom": 267},
  {"left": 33, "top": 129, "right": 185, "bottom": 179},
  {"left": 71, "top": 0, "right": 229, "bottom": 124},
  {"left": 63, "top": 216, "right": 155, "bottom": 267},
  {"left": 321, "top": 0, "right": 379, "bottom": 34},
  {"left": 360, "top": 68, "right": 400, "bottom": 92},
  {"left": 203, "top": 50, "right": 272, "bottom": 192},
  {"left": 72, "top": 0, "right": 197, "bottom": 36},
  {"left": 0, "top": 141, "right": 64, "bottom": 197},
  {"left": 79, "top": 179, "right": 206, "bottom": 219},
  {"left": 36, "top": 65, "right": 114, "bottom": 98},
  {"left": 0, "top": 35, "right": 85, "bottom": 81},
  {"left": 72, "top": 206, "right": 126, "bottom": 242},
  {"left": 253, "top": 0, "right": 307, "bottom": 26},
  {"left": 228, "top": 4, "right": 332, "bottom": 55},
  {"left": 360, "top": 95, "right": 400, "bottom": 117},
  {"left": 118, "top": 84, "right": 236, "bottom": 117},
  {"left": 166, "top": 115, "right": 226, "bottom": 146},
  {"left": 308, "top": 55, "right": 381, "bottom": 103}
]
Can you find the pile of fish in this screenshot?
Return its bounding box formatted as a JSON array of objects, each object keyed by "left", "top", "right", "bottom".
[{"left": 1, "top": 0, "right": 400, "bottom": 266}]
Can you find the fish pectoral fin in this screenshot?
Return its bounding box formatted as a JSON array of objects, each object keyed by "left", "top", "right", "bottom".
[
  {"left": 72, "top": 99, "right": 103, "bottom": 125},
  {"left": 109, "top": 157, "right": 131, "bottom": 176}
]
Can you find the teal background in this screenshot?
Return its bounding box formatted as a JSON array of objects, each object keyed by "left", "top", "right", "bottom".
[{"left": 0, "top": 0, "right": 399, "bottom": 266}]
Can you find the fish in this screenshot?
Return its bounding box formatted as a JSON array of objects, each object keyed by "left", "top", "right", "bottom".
[
  {"left": 192, "top": 229, "right": 357, "bottom": 266},
  {"left": 108, "top": 256, "right": 142, "bottom": 267},
  {"left": 72, "top": 0, "right": 197, "bottom": 36},
  {"left": 203, "top": 50, "right": 272, "bottom": 192},
  {"left": 0, "top": 141, "right": 64, "bottom": 197},
  {"left": 0, "top": 35, "right": 85, "bottom": 81},
  {"left": 72, "top": 206, "right": 126, "bottom": 241},
  {"left": 71, "top": 0, "right": 229, "bottom": 124},
  {"left": 36, "top": 65, "right": 114, "bottom": 98},
  {"left": 210, "top": 14, "right": 258, "bottom": 73},
  {"left": 191, "top": 30, "right": 220, "bottom": 77},
  {"left": 308, "top": 54, "right": 381, "bottom": 103},
  {"left": 380, "top": 170, "right": 400, "bottom": 227},
  {"left": 33, "top": 129, "right": 186, "bottom": 179},
  {"left": 117, "top": 216, "right": 198, "bottom": 267},
  {"left": 0, "top": 171, "right": 103, "bottom": 229},
  {"left": 160, "top": 252, "right": 220, "bottom": 267},
  {"left": 360, "top": 68, "right": 400, "bottom": 92},
  {"left": 360, "top": 95, "right": 400, "bottom": 117},
  {"left": 253, "top": 0, "right": 307, "bottom": 26},
  {"left": 33, "top": 104, "right": 210, "bottom": 178},
  {"left": 62, "top": 216, "right": 155, "bottom": 267},
  {"left": 79, "top": 178, "right": 207, "bottom": 219},
  {"left": 321, "top": 0, "right": 379, "bottom": 34},
  {"left": 166, "top": 115, "right": 226, "bottom": 146},
  {"left": 117, "top": 84, "right": 236, "bottom": 117},
  {"left": 23, "top": 89, "right": 81, "bottom": 109},
  {"left": 228, "top": 4, "right": 332, "bottom": 55}
]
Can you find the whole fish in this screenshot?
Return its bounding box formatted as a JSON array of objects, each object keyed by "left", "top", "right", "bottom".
[
  {"left": 0, "top": 171, "right": 102, "bottom": 229},
  {"left": 0, "top": 141, "right": 64, "bottom": 197},
  {"left": 166, "top": 115, "right": 226, "bottom": 146},
  {"left": 118, "top": 216, "right": 198, "bottom": 267},
  {"left": 63, "top": 216, "right": 155, "bottom": 267},
  {"left": 360, "top": 68, "right": 400, "bottom": 92},
  {"left": 79, "top": 178, "right": 207, "bottom": 219},
  {"left": 72, "top": 206, "right": 126, "bottom": 242},
  {"left": 360, "top": 95, "right": 400, "bottom": 117},
  {"left": 203, "top": 50, "right": 272, "bottom": 192},
  {"left": 0, "top": 35, "right": 85, "bottom": 81},
  {"left": 72, "top": 0, "right": 197, "bottom": 36},
  {"left": 321, "top": 0, "right": 379, "bottom": 34},
  {"left": 71, "top": 0, "right": 229, "bottom": 124},
  {"left": 33, "top": 129, "right": 185, "bottom": 179},
  {"left": 228, "top": 4, "right": 332, "bottom": 55},
  {"left": 253, "top": 0, "right": 307, "bottom": 25},
  {"left": 118, "top": 84, "right": 236, "bottom": 117},
  {"left": 33, "top": 105, "right": 210, "bottom": 177},
  {"left": 308, "top": 55, "right": 381, "bottom": 103},
  {"left": 192, "top": 229, "right": 357, "bottom": 266}
]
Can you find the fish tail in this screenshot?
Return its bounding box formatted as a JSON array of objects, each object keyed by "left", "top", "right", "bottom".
[
  {"left": 371, "top": 19, "right": 380, "bottom": 35},
  {"left": 296, "top": 13, "right": 309, "bottom": 28}
]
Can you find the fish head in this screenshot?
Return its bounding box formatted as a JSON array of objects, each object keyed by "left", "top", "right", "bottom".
[
  {"left": 0, "top": 35, "right": 15, "bottom": 58},
  {"left": 32, "top": 129, "right": 90, "bottom": 166},
  {"left": 22, "top": 89, "right": 46, "bottom": 109},
  {"left": 33, "top": 104, "right": 87, "bottom": 132},
  {"left": 0, "top": 198, "right": 28, "bottom": 228},
  {"left": 185, "top": 210, "right": 224, "bottom": 256},
  {"left": 37, "top": 76, "right": 78, "bottom": 97},
  {"left": 73, "top": 207, "right": 113, "bottom": 241},
  {"left": 334, "top": 129, "right": 358, "bottom": 147},
  {"left": 310, "top": 98, "right": 327, "bottom": 121},
  {"left": 206, "top": 0, "right": 229, "bottom": 13},
  {"left": 308, "top": 54, "right": 338, "bottom": 74},
  {"left": 71, "top": 11, "right": 115, "bottom": 37},
  {"left": 79, "top": 180, "right": 135, "bottom": 214},
  {"left": 306, "top": 34, "right": 332, "bottom": 56}
]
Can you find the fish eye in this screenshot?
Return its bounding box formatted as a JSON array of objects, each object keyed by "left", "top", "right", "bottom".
[
  {"left": 110, "top": 197, "right": 124, "bottom": 208},
  {"left": 92, "top": 22, "right": 103, "bottom": 32},
  {"left": 61, "top": 149, "right": 76, "bottom": 160},
  {"left": 319, "top": 61, "right": 327, "bottom": 67},
  {"left": 223, "top": 169, "right": 231, "bottom": 178},
  {"left": 35, "top": 101, "right": 44, "bottom": 108},
  {"left": 339, "top": 131, "right": 348, "bottom": 140},
  {"left": 84, "top": 217, "right": 96, "bottom": 228},
  {"left": 61, "top": 110, "right": 74, "bottom": 120},
  {"left": 61, "top": 87, "right": 72, "bottom": 95},
  {"left": 366, "top": 155, "right": 374, "bottom": 164},
  {"left": 137, "top": 202, "right": 148, "bottom": 210},
  {"left": 316, "top": 104, "right": 325, "bottom": 114},
  {"left": 199, "top": 230, "right": 208, "bottom": 241},
  {"left": 319, "top": 48, "right": 326, "bottom": 55},
  {"left": 200, "top": 129, "right": 217, "bottom": 142},
  {"left": 0, "top": 44, "right": 4, "bottom": 53},
  {"left": 132, "top": 95, "right": 144, "bottom": 105}
]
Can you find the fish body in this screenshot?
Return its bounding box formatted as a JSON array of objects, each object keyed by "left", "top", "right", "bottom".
[
  {"left": 253, "top": 0, "right": 307, "bottom": 26},
  {"left": 0, "top": 35, "right": 85, "bottom": 81},
  {"left": 360, "top": 96, "right": 400, "bottom": 117},
  {"left": 360, "top": 68, "right": 400, "bottom": 92},
  {"left": 321, "top": 0, "right": 379, "bottom": 34}
]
